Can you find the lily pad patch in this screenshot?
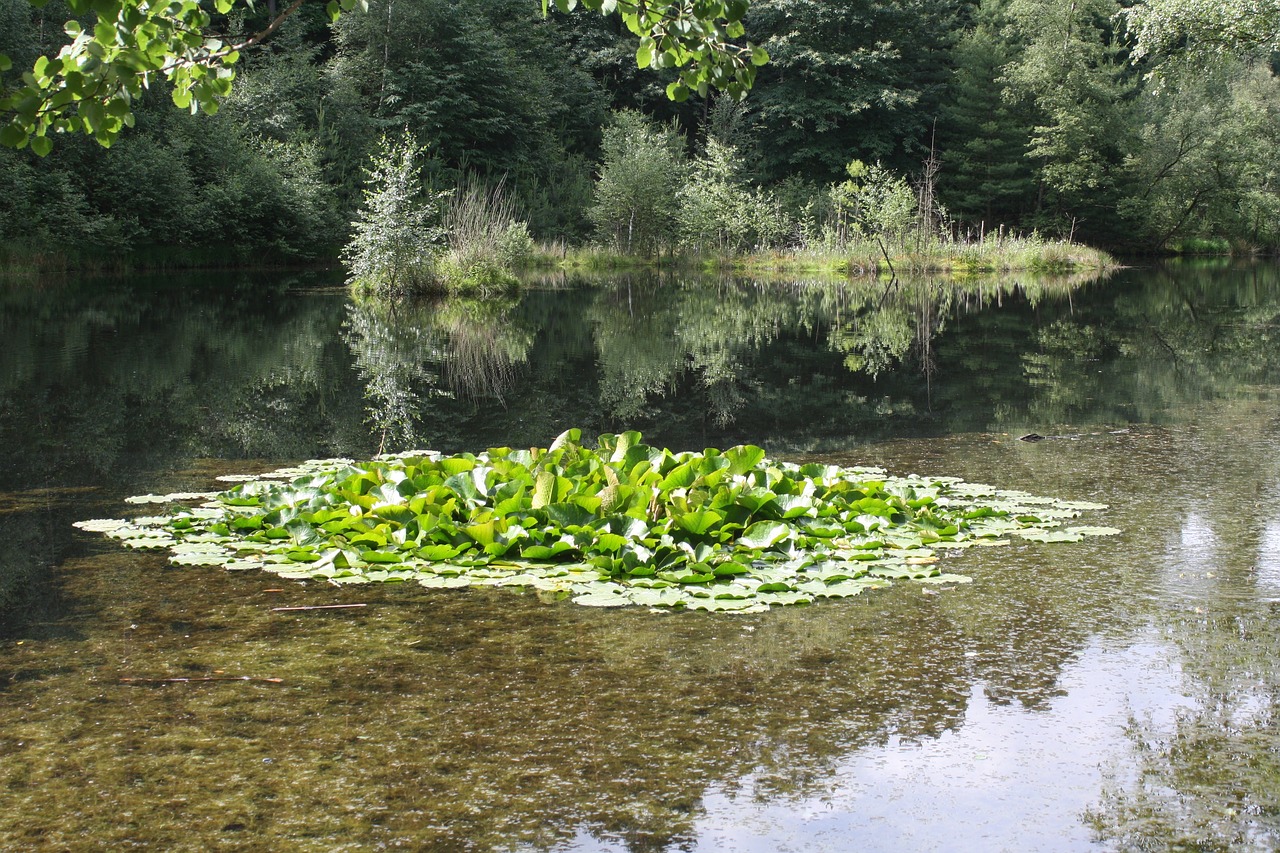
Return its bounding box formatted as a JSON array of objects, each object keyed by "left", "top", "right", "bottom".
[{"left": 74, "top": 430, "right": 1117, "bottom": 612}]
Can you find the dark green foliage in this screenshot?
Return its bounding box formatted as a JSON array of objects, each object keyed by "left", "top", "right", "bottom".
[
  {"left": 328, "top": 0, "right": 614, "bottom": 237},
  {"left": 741, "top": 0, "right": 964, "bottom": 184},
  {"left": 998, "top": 0, "right": 1134, "bottom": 239},
  {"left": 4, "top": 0, "right": 1280, "bottom": 259},
  {"left": 0, "top": 8, "right": 343, "bottom": 261},
  {"left": 939, "top": 0, "right": 1038, "bottom": 227}
]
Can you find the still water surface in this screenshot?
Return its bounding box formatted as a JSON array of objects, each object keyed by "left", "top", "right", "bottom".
[{"left": 2, "top": 262, "right": 1279, "bottom": 850}]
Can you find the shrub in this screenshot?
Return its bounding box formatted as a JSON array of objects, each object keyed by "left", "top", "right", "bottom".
[
  {"left": 676, "top": 139, "right": 793, "bottom": 254},
  {"left": 831, "top": 160, "right": 919, "bottom": 247}
]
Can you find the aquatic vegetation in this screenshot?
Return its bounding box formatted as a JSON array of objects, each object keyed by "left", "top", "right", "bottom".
[{"left": 75, "top": 430, "right": 1117, "bottom": 612}]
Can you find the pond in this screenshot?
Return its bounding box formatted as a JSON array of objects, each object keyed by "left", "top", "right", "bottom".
[{"left": 2, "top": 261, "right": 1279, "bottom": 850}]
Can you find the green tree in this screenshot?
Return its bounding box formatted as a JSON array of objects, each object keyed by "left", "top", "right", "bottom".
[
  {"left": 1199, "top": 64, "right": 1280, "bottom": 250},
  {"left": 325, "top": 0, "right": 607, "bottom": 238},
  {"left": 830, "top": 159, "right": 918, "bottom": 247},
  {"left": 342, "top": 132, "right": 447, "bottom": 294},
  {"left": 1124, "top": 0, "right": 1280, "bottom": 62},
  {"left": 939, "top": 0, "right": 1038, "bottom": 227},
  {"left": 741, "top": 0, "right": 963, "bottom": 184},
  {"left": 676, "top": 136, "right": 789, "bottom": 253},
  {"left": 1000, "top": 0, "right": 1133, "bottom": 236},
  {"left": 1117, "top": 60, "right": 1280, "bottom": 251},
  {"left": 589, "top": 109, "right": 685, "bottom": 255}
]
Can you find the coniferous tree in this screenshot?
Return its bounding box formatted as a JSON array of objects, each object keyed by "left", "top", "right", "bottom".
[{"left": 940, "top": 0, "right": 1038, "bottom": 229}]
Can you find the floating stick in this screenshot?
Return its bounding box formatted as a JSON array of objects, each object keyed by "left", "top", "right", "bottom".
[{"left": 119, "top": 676, "right": 283, "bottom": 684}]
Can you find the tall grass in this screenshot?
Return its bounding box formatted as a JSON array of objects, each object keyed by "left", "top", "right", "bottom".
[{"left": 436, "top": 178, "right": 534, "bottom": 294}]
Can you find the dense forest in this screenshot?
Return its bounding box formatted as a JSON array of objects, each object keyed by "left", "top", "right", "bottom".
[{"left": 2, "top": 0, "right": 1279, "bottom": 263}]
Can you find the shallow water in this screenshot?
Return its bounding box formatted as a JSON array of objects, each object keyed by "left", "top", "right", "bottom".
[{"left": 3, "top": 262, "right": 1280, "bottom": 850}]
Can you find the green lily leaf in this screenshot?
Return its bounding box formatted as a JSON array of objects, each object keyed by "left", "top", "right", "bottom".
[
  {"left": 737, "top": 521, "right": 790, "bottom": 549},
  {"left": 674, "top": 509, "right": 724, "bottom": 535}
]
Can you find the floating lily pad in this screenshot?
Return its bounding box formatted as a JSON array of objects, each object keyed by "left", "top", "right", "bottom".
[
  {"left": 125, "top": 492, "right": 216, "bottom": 504},
  {"left": 76, "top": 429, "right": 1117, "bottom": 612},
  {"left": 73, "top": 518, "right": 132, "bottom": 533},
  {"left": 1012, "top": 529, "right": 1086, "bottom": 543},
  {"left": 122, "top": 537, "right": 178, "bottom": 549}
]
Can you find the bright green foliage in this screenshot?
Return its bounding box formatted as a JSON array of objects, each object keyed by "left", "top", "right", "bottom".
[
  {"left": 0, "top": 25, "right": 343, "bottom": 262},
  {"left": 546, "top": 0, "right": 767, "bottom": 103},
  {"left": 589, "top": 109, "right": 686, "bottom": 254},
  {"left": 1124, "top": 0, "right": 1280, "bottom": 61},
  {"left": 76, "top": 429, "right": 1118, "bottom": 612},
  {"left": 830, "top": 159, "right": 918, "bottom": 247},
  {"left": 676, "top": 137, "right": 790, "bottom": 253},
  {"left": 342, "top": 132, "right": 448, "bottom": 296},
  {"left": 1216, "top": 68, "right": 1280, "bottom": 249}
]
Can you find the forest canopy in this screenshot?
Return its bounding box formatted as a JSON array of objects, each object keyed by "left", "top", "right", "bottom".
[{"left": 1, "top": 0, "right": 1278, "bottom": 258}]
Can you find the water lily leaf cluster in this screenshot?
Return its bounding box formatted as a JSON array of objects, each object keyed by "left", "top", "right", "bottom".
[{"left": 74, "top": 430, "right": 1118, "bottom": 612}]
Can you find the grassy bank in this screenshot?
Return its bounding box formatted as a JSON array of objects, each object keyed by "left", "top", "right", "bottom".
[
  {"left": 3, "top": 233, "right": 1111, "bottom": 285},
  {"left": 539, "top": 234, "right": 1114, "bottom": 278}
]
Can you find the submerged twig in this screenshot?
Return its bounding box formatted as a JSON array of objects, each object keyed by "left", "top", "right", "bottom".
[
  {"left": 119, "top": 676, "right": 283, "bottom": 685},
  {"left": 270, "top": 604, "right": 368, "bottom": 612}
]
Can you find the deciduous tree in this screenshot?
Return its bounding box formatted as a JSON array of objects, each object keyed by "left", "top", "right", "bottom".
[{"left": 1124, "top": 0, "right": 1280, "bottom": 62}]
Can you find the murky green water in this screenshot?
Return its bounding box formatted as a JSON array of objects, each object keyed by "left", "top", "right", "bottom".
[{"left": 3, "top": 262, "right": 1279, "bottom": 850}]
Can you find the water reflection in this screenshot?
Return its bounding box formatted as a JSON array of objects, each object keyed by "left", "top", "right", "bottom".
[
  {"left": 690, "top": 638, "right": 1189, "bottom": 853},
  {"left": 1086, "top": 397, "right": 1280, "bottom": 850},
  {"left": 3, "top": 262, "right": 1280, "bottom": 849},
  {"left": 339, "top": 270, "right": 1114, "bottom": 455},
  {"left": 0, "top": 270, "right": 369, "bottom": 485},
  {"left": 343, "top": 296, "right": 534, "bottom": 451}
]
